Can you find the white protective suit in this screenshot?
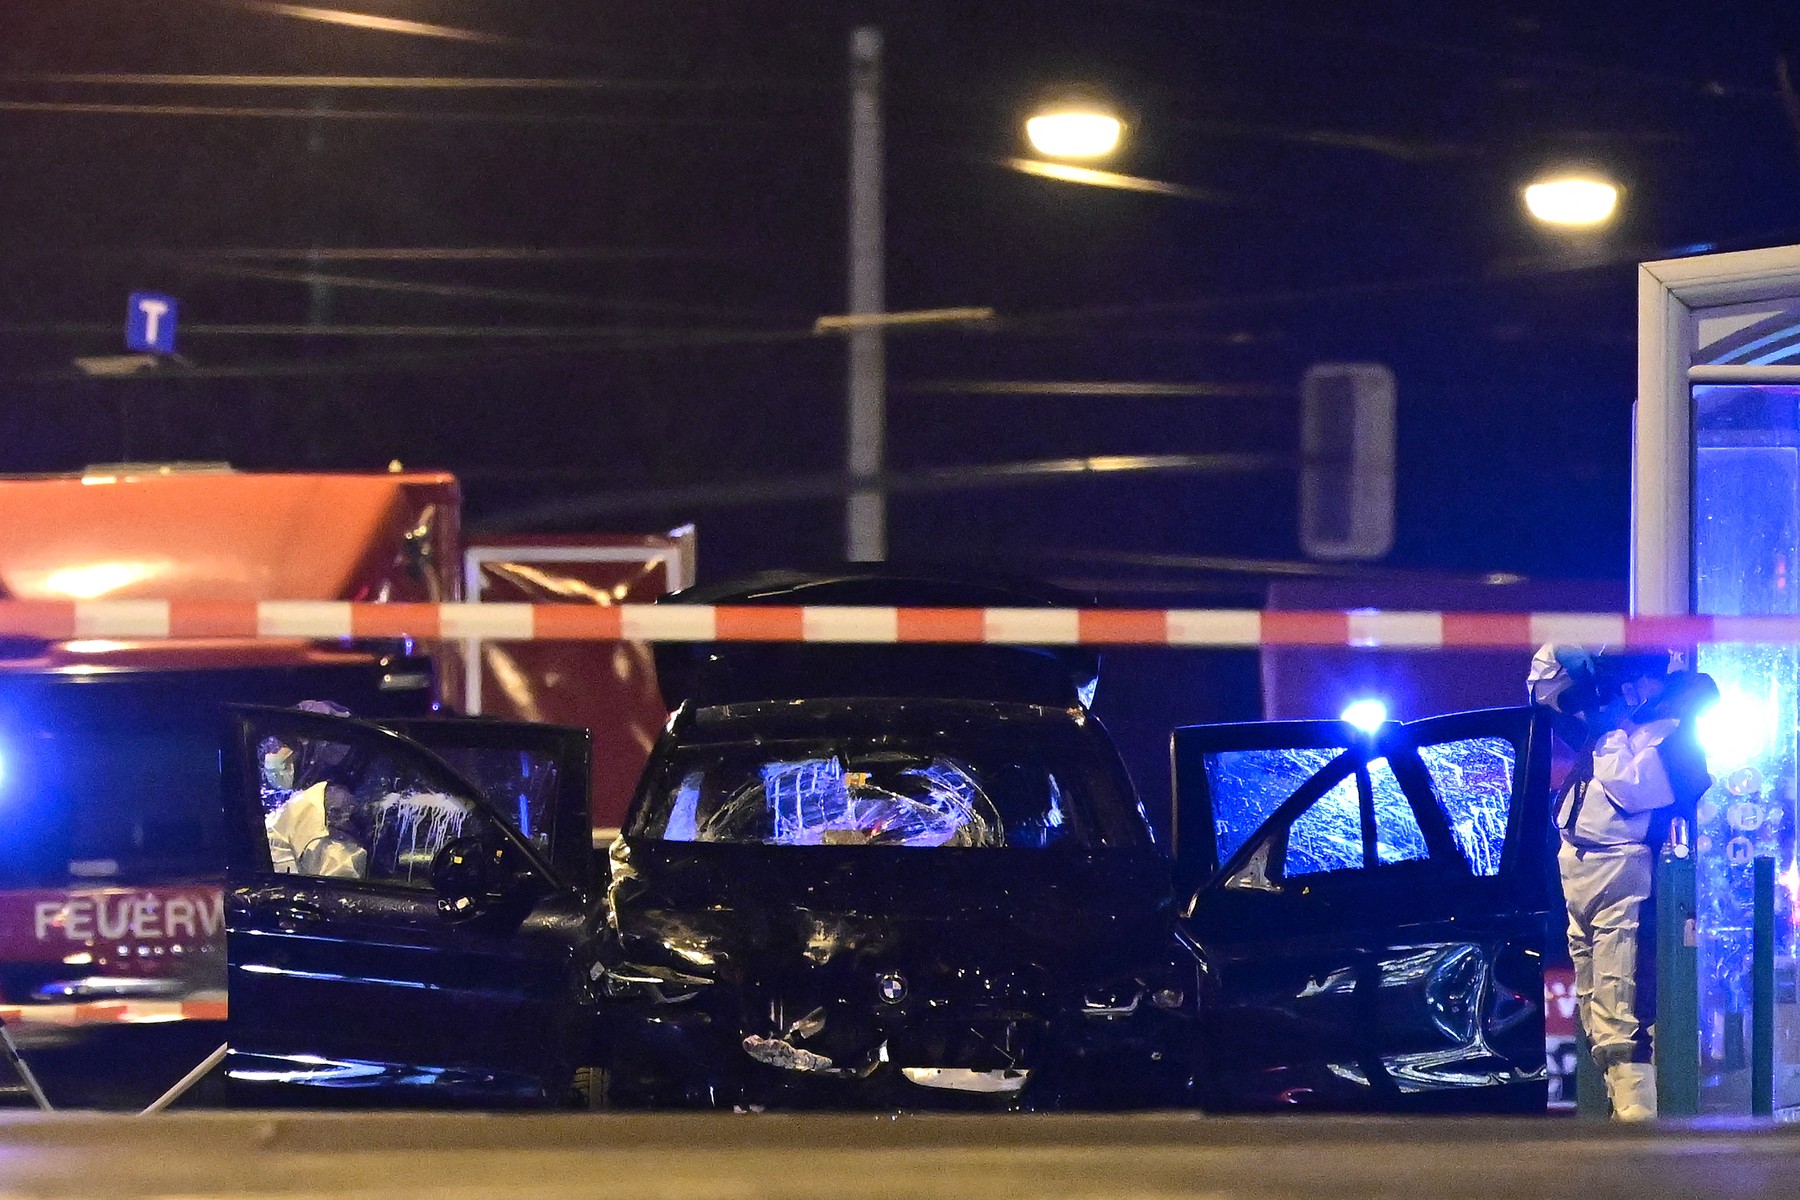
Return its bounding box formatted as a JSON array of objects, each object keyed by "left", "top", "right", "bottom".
[
  {"left": 1530, "top": 644, "right": 1687, "bottom": 1121},
  {"left": 267, "top": 781, "right": 369, "bottom": 879}
]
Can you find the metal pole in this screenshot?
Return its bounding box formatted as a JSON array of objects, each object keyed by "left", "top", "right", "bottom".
[
  {"left": 0, "top": 1018, "right": 53, "bottom": 1111},
  {"left": 1656, "top": 833, "right": 1701, "bottom": 1116},
  {"left": 141, "top": 1042, "right": 230, "bottom": 1115},
  {"left": 1753, "top": 855, "right": 1775, "bottom": 1116},
  {"left": 844, "top": 26, "right": 886, "bottom": 562}
]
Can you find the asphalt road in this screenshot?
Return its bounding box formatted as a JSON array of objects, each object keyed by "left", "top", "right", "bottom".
[{"left": 2, "top": 1111, "right": 1798, "bottom": 1200}]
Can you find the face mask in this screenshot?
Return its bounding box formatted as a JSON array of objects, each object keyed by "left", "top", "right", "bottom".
[{"left": 262, "top": 747, "right": 295, "bottom": 790}]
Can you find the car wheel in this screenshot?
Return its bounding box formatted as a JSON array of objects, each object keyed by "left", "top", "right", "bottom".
[{"left": 571, "top": 1065, "right": 612, "bottom": 1110}]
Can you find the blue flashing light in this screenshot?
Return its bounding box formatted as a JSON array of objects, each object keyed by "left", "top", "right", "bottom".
[
  {"left": 1696, "top": 684, "right": 1775, "bottom": 770},
  {"left": 1340, "top": 698, "right": 1389, "bottom": 734}
]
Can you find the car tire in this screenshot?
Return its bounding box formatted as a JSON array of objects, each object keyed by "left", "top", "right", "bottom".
[{"left": 571, "top": 1065, "right": 612, "bottom": 1110}]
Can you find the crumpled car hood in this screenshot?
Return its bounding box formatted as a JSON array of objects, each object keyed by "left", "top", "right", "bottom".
[{"left": 608, "top": 839, "right": 1172, "bottom": 987}]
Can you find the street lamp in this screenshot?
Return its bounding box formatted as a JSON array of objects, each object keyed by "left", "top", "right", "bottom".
[
  {"left": 1025, "top": 107, "right": 1124, "bottom": 160},
  {"left": 1522, "top": 173, "right": 1620, "bottom": 228}
]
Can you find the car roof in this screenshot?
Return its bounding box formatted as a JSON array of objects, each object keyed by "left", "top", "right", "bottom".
[{"left": 653, "top": 569, "right": 1100, "bottom": 710}]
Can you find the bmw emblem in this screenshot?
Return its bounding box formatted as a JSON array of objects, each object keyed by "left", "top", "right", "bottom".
[{"left": 877, "top": 972, "right": 907, "bottom": 1004}]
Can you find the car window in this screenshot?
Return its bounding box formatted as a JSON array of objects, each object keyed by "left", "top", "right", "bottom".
[
  {"left": 1370, "top": 757, "right": 1429, "bottom": 865},
  {"left": 1233, "top": 756, "right": 1432, "bottom": 891},
  {"left": 259, "top": 729, "right": 486, "bottom": 889},
  {"left": 1203, "top": 745, "right": 1349, "bottom": 867},
  {"left": 427, "top": 744, "right": 561, "bottom": 863},
  {"left": 1418, "top": 736, "right": 1516, "bottom": 876},
  {"left": 638, "top": 738, "right": 1146, "bottom": 850},
  {"left": 648, "top": 747, "right": 1073, "bottom": 848},
  {"left": 1283, "top": 773, "right": 1362, "bottom": 876}
]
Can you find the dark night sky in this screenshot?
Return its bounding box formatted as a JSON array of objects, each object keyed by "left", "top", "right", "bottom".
[{"left": 2, "top": 0, "right": 1799, "bottom": 589}]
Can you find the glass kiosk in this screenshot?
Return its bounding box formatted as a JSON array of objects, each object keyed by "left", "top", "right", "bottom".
[{"left": 1638, "top": 246, "right": 1800, "bottom": 1112}]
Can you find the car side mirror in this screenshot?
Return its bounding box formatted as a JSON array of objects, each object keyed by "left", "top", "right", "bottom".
[{"left": 431, "top": 835, "right": 532, "bottom": 922}]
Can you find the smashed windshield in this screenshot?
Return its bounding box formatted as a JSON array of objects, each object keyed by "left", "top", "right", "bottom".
[{"left": 632, "top": 705, "right": 1151, "bottom": 850}]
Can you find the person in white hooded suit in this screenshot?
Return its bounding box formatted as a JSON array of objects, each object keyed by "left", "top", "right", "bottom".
[{"left": 1528, "top": 644, "right": 1716, "bottom": 1121}]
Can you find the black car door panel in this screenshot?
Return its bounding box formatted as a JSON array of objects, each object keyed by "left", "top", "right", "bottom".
[
  {"left": 1173, "top": 706, "right": 1553, "bottom": 1111},
  {"left": 220, "top": 706, "right": 594, "bottom": 1104}
]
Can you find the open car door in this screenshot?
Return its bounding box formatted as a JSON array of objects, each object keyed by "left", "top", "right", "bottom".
[
  {"left": 1172, "top": 705, "right": 1555, "bottom": 1112},
  {"left": 219, "top": 706, "right": 596, "bottom": 1105}
]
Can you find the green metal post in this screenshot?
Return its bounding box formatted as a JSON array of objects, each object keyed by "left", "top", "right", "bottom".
[
  {"left": 1656, "top": 840, "right": 1701, "bottom": 1116},
  {"left": 1752, "top": 856, "right": 1775, "bottom": 1117}
]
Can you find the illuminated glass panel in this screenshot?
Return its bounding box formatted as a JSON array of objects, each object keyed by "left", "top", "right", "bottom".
[
  {"left": 1370, "top": 757, "right": 1428, "bottom": 865},
  {"left": 1420, "top": 737, "right": 1516, "bottom": 877},
  {"left": 1203, "top": 746, "right": 1344, "bottom": 866},
  {"left": 1285, "top": 774, "right": 1362, "bottom": 877},
  {"left": 1692, "top": 382, "right": 1800, "bottom": 1113}
]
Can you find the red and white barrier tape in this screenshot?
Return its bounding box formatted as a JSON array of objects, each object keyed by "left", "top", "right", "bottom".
[
  {"left": 0, "top": 992, "right": 226, "bottom": 1028},
  {"left": 0, "top": 600, "right": 1779, "bottom": 647}
]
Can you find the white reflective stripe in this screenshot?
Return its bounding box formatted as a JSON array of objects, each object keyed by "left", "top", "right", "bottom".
[
  {"left": 1530, "top": 612, "right": 1626, "bottom": 646},
  {"left": 1165, "top": 609, "right": 1262, "bottom": 646},
  {"left": 440, "top": 603, "right": 533, "bottom": 640},
  {"left": 257, "top": 601, "right": 352, "bottom": 639},
  {"left": 983, "top": 607, "right": 1080, "bottom": 644},
  {"left": 622, "top": 604, "right": 716, "bottom": 641},
  {"left": 1347, "top": 611, "right": 1444, "bottom": 648},
  {"left": 803, "top": 605, "right": 898, "bottom": 642},
  {"left": 74, "top": 600, "right": 170, "bottom": 638}
]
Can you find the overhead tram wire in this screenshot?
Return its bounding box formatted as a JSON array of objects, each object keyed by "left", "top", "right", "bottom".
[
  {"left": 166, "top": 262, "right": 789, "bottom": 321},
  {"left": 0, "top": 322, "right": 741, "bottom": 339},
  {"left": 987, "top": 239, "right": 1767, "bottom": 334},
  {"left": 208, "top": 0, "right": 580, "bottom": 56},
  {"left": 0, "top": 99, "right": 823, "bottom": 128},
  {"left": 13, "top": 325, "right": 833, "bottom": 383},
  {"left": 892, "top": 380, "right": 1290, "bottom": 399},
  {"left": 130, "top": 246, "right": 732, "bottom": 264},
  {"left": 0, "top": 73, "right": 828, "bottom": 93},
  {"left": 474, "top": 453, "right": 1296, "bottom": 529}
]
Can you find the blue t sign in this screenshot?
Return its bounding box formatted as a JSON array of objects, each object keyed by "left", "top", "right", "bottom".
[{"left": 126, "top": 292, "right": 178, "bottom": 354}]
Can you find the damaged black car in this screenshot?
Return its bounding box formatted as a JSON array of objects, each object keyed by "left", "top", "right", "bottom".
[
  {"left": 596, "top": 572, "right": 1190, "bottom": 1109},
  {"left": 215, "top": 572, "right": 1557, "bottom": 1112},
  {"left": 600, "top": 699, "right": 1189, "bottom": 1109}
]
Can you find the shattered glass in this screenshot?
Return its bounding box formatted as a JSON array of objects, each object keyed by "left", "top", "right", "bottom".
[
  {"left": 699, "top": 754, "right": 1002, "bottom": 848},
  {"left": 1370, "top": 758, "right": 1428, "bottom": 866},
  {"left": 639, "top": 719, "right": 1144, "bottom": 849},
  {"left": 251, "top": 719, "right": 484, "bottom": 889},
  {"left": 1285, "top": 774, "right": 1361, "bottom": 876},
  {"left": 370, "top": 791, "right": 472, "bottom": 883},
  {"left": 429, "top": 746, "right": 560, "bottom": 859},
  {"left": 1419, "top": 738, "right": 1515, "bottom": 876},
  {"left": 1222, "top": 752, "right": 1424, "bottom": 881},
  {"left": 1204, "top": 747, "right": 1345, "bottom": 866}
]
